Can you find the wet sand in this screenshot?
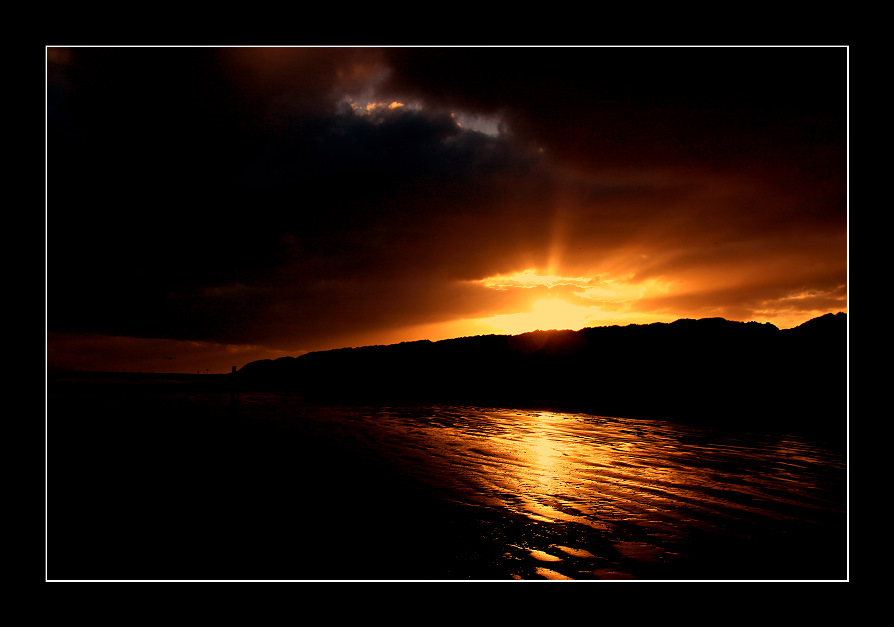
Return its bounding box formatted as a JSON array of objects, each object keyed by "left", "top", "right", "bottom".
[
  {"left": 48, "top": 380, "right": 508, "bottom": 579},
  {"left": 47, "top": 377, "right": 847, "bottom": 580}
]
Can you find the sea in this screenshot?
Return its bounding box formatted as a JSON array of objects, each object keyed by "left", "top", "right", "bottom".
[{"left": 48, "top": 379, "right": 848, "bottom": 581}]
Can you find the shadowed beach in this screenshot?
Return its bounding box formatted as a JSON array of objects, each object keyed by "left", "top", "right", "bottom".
[{"left": 48, "top": 316, "right": 847, "bottom": 581}]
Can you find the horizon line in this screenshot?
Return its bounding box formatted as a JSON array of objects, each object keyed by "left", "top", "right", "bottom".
[{"left": 47, "top": 311, "right": 846, "bottom": 376}]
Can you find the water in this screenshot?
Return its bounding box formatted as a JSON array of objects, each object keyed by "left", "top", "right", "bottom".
[
  {"left": 49, "top": 385, "right": 847, "bottom": 580},
  {"left": 224, "top": 394, "right": 847, "bottom": 580}
]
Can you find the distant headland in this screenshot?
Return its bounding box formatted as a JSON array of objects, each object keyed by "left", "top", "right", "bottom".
[{"left": 235, "top": 313, "right": 847, "bottom": 437}]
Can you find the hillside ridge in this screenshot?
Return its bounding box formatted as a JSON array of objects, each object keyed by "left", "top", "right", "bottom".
[{"left": 235, "top": 313, "right": 847, "bottom": 436}]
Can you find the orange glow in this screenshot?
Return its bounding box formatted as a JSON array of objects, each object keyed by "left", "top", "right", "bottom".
[
  {"left": 348, "top": 261, "right": 843, "bottom": 351},
  {"left": 472, "top": 297, "right": 683, "bottom": 336},
  {"left": 47, "top": 48, "right": 846, "bottom": 377},
  {"left": 476, "top": 269, "right": 591, "bottom": 290},
  {"left": 459, "top": 265, "right": 845, "bottom": 338},
  {"left": 351, "top": 100, "right": 406, "bottom": 114},
  {"left": 482, "top": 297, "right": 595, "bottom": 334},
  {"left": 464, "top": 268, "right": 679, "bottom": 335}
]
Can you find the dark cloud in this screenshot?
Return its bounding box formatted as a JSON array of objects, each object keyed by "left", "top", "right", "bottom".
[
  {"left": 47, "top": 46, "right": 847, "bottom": 370},
  {"left": 381, "top": 46, "right": 846, "bottom": 171}
]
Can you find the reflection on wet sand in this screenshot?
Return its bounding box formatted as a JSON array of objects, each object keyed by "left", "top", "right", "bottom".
[
  {"left": 50, "top": 383, "right": 846, "bottom": 581},
  {"left": 241, "top": 397, "right": 846, "bottom": 580}
]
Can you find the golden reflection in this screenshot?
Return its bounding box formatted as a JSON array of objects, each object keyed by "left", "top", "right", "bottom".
[
  {"left": 555, "top": 546, "right": 597, "bottom": 559},
  {"left": 529, "top": 549, "right": 563, "bottom": 562},
  {"left": 308, "top": 405, "right": 843, "bottom": 581},
  {"left": 451, "top": 409, "right": 698, "bottom": 531},
  {"left": 535, "top": 567, "right": 574, "bottom": 580}
]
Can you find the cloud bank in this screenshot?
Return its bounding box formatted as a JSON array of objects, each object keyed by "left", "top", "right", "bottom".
[{"left": 47, "top": 46, "right": 847, "bottom": 370}]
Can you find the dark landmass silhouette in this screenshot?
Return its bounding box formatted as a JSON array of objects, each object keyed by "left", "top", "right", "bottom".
[
  {"left": 47, "top": 313, "right": 847, "bottom": 580},
  {"left": 234, "top": 312, "right": 847, "bottom": 438}
]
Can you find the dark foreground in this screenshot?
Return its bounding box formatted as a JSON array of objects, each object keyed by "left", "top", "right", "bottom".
[{"left": 47, "top": 375, "right": 847, "bottom": 581}]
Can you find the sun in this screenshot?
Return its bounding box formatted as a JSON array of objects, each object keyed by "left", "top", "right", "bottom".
[
  {"left": 481, "top": 296, "right": 597, "bottom": 335},
  {"left": 529, "top": 297, "right": 594, "bottom": 329}
]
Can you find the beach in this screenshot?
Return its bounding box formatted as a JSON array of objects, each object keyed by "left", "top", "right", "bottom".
[{"left": 47, "top": 375, "right": 847, "bottom": 581}]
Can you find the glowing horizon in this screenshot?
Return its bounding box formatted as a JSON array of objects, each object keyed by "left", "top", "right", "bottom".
[
  {"left": 46, "top": 266, "right": 846, "bottom": 375},
  {"left": 48, "top": 48, "right": 846, "bottom": 375},
  {"left": 47, "top": 303, "right": 846, "bottom": 375}
]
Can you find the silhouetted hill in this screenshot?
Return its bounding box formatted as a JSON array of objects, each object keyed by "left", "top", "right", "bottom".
[{"left": 236, "top": 313, "right": 847, "bottom": 436}]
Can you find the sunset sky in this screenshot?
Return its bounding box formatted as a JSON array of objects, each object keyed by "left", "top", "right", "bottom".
[{"left": 46, "top": 46, "right": 848, "bottom": 374}]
